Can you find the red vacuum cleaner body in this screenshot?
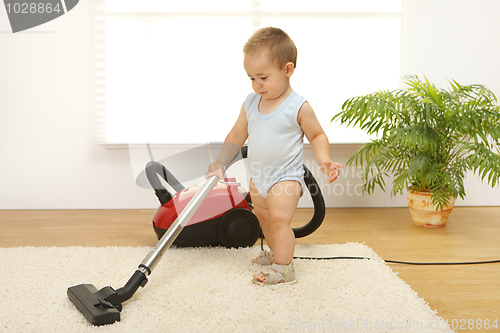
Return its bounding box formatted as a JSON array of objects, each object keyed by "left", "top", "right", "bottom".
[
  {"left": 154, "top": 179, "right": 250, "bottom": 227},
  {"left": 152, "top": 178, "right": 261, "bottom": 247}
]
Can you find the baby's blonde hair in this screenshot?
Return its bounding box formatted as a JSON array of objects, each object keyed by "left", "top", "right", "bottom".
[{"left": 243, "top": 27, "right": 297, "bottom": 69}]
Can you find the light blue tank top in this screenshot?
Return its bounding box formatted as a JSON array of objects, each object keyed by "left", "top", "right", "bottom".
[{"left": 245, "top": 91, "right": 306, "bottom": 198}]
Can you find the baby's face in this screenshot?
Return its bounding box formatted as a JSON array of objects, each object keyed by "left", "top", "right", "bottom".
[{"left": 244, "top": 51, "right": 291, "bottom": 101}]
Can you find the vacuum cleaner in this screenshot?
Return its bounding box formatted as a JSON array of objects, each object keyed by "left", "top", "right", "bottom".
[
  {"left": 146, "top": 146, "right": 326, "bottom": 247},
  {"left": 67, "top": 146, "right": 325, "bottom": 326}
]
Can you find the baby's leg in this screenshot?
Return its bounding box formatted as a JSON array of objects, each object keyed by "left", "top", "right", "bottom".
[
  {"left": 249, "top": 180, "right": 274, "bottom": 253},
  {"left": 251, "top": 180, "right": 301, "bottom": 283},
  {"left": 265, "top": 181, "right": 301, "bottom": 265}
]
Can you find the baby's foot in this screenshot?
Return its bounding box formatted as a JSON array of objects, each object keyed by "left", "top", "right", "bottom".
[
  {"left": 252, "top": 268, "right": 281, "bottom": 284},
  {"left": 252, "top": 263, "right": 296, "bottom": 285},
  {"left": 252, "top": 250, "right": 273, "bottom": 265}
]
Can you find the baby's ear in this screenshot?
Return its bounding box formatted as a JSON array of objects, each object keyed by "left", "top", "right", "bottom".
[{"left": 284, "top": 62, "right": 295, "bottom": 77}]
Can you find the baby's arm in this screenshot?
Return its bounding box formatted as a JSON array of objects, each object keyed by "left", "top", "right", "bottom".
[
  {"left": 206, "top": 103, "right": 248, "bottom": 179},
  {"left": 298, "top": 102, "right": 343, "bottom": 183}
]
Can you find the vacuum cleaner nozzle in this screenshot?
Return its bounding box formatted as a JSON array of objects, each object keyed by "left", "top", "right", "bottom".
[
  {"left": 67, "top": 284, "right": 122, "bottom": 326},
  {"left": 68, "top": 269, "right": 148, "bottom": 326}
]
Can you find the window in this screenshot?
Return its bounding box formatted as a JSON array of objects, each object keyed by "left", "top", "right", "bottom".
[{"left": 94, "top": 0, "right": 401, "bottom": 144}]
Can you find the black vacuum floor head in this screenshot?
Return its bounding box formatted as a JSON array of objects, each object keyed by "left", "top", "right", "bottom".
[{"left": 67, "top": 284, "right": 121, "bottom": 326}]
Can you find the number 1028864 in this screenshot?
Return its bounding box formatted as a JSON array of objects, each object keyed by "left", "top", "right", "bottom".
[{"left": 6, "top": 2, "right": 63, "bottom": 14}]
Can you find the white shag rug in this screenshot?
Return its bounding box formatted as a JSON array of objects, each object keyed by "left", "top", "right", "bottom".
[{"left": 0, "top": 243, "right": 454, "bottom": 333}]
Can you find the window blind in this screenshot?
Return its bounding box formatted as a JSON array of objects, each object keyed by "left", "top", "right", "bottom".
[{"left": 94, "top": 0, "right": 402, "bottom": 145}]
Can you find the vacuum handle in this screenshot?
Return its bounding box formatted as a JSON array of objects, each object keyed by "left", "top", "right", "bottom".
[{"left": 140, "top": 175, "right": 220, "bottom": 274}]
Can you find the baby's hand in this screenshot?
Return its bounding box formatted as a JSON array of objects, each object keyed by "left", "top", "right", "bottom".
[
  {"left": 205, "top": 161, "right": 225, "bottom": 180},
  {"left": 320, "top": 160, "right": 343, "bottom": 183}
]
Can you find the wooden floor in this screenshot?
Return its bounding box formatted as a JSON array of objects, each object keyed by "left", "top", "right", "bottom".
[{"left": 1, "top": 207, "right": 499, "bottom": 330}]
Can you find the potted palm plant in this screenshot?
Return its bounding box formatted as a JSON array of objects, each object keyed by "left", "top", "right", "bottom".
[{"left": 332, "top": 75, "right": 500, "bottom": 227}]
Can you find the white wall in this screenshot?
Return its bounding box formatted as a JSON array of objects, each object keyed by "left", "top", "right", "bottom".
[
  {"left": 401, "top": 0, "right": 500, "bottom": 91},
  {"left": 400, "top": 0, "right": 500, "bottom": 207},
  {"left": 0, "top": 0, "right": 498, "bottom": 209}
]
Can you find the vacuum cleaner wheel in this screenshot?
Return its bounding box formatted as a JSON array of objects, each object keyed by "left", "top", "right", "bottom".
[{"left": 218, "top": 208, "right": 260, "bottom": 248}]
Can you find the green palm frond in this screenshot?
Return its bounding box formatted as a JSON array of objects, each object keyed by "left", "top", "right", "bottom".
[{"left": 332, "top": 75, "right": 500, "bottom": 210}]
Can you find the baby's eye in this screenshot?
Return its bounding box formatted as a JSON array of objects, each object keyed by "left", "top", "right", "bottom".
[
  {"left": 250, "top": 78, "right": 255, "bottom": 81},
  {"left": 261, "top": 77, "right": 267, "bottom": 80}
]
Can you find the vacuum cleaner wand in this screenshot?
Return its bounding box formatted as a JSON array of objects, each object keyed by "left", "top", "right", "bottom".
[
  {"left": 140, "top": 175, "right": 219, "bottom": 273},
  {"left": 67, "top": 175, "right": 220, "bottom": 326}
]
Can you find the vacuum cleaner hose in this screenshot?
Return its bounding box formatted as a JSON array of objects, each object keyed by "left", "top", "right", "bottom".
[
  {"left": 293, "top": 164, "right": 326, "bottom": 238},
  {"left": 145, "top": 161, "right": 184, "bottom": 205}
]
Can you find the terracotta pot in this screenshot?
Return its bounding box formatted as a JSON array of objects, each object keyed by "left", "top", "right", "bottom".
[{"left": 407, "top": 191, "right": 455, "bottom": 227}]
